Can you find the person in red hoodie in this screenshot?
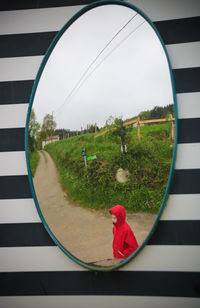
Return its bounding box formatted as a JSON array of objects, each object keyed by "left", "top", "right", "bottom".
[{"left": 109, "top": 204, "right": 139, "bottom": 259}]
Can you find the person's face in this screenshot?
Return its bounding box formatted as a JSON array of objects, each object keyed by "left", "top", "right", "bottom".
[{"left": 112, "top": 214, "right": 117, "bottom": 224}]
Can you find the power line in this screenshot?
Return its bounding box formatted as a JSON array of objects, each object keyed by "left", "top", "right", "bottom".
[
  {"left": 54, "top": 13, "right": 138, "bottom": 115},
  {"left": 71, "top": 20, "right": 146, "bottom": 101}
]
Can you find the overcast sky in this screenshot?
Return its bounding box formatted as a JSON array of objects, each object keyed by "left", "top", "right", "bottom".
[{"left": 32, "top": 4, "right": 173, "bottom": 131}]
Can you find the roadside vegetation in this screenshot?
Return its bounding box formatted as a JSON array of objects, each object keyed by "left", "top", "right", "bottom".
[
  {"left": 28, "top": 110, "right": 57, "bottom": 176},
  {"left": 29, "top": 150, "right": 39, "bottom": 177},
  {"left": 44, "top": 122, "right": 174, "bottom": 213}
]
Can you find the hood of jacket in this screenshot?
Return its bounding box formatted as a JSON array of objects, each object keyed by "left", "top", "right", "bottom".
[{"left": 109, "top": 204, "right": 126, "bottom": 228}]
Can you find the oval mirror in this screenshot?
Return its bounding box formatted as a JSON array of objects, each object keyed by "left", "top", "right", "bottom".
[{"left": 26, "top": 0, "right": 177, "bottom": 270}]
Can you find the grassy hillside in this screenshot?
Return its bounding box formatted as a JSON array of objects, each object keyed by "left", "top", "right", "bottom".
[{"left": 45, "top": 122, "right": 174, "bottom": 213}]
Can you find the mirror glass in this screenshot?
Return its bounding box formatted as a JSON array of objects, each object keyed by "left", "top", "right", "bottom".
[{"left": 27, "top": 2, "right": 175, "bottom": 269}]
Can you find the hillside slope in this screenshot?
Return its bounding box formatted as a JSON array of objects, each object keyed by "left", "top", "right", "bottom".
[{"left": 45, "top": 122, "right": 174, "bottom": 213}]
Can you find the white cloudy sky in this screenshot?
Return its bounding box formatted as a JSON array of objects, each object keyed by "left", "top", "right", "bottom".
[{"left": 32, "top": 4, "right": 173, "bottom": 130}]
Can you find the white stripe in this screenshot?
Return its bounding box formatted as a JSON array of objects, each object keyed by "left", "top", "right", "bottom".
[
  {"left": 0, "top": 199, "right": 40, "bottom": 223},
  {"left": 1, "top": 194, "right": 198, "bottom": 224},
  {"left": 175, "top": 143, "right": 200, "bottom": 169},
  {"left": 0, "top": 56, "right": 43, "bottom": 81},
  {"left": 122, "top": 245, "right": 200, "bottom": 272},
  {"left": 0, "top": 0, "right": 199, "bottom": 36},
  {"left": 166, "top": 42, "right": 200, "bottom": 69},
  {"left": 0, "top": 104, "right": 28, "bottom": 129},
  {"left": 0, "top": 246, "right": 84, "bottom": 272},
  {"left": 0, "top": 44, "right": 198, "bottom": 84},
  {"left": 0, "top": 6, "right": 84, "bottom": 35},
  {"left": 160, "top": 194, "right": 200, "bottom": 220},
  {"left": 177, "top": 92, "right": 200, "bottom": 119},
  {"left": 0, "top": 296, "right": 199, "bottom": 308},
  {"left": 0, "top": 245, "right": 199, "bottom": 272},
  {"left": 0, "top": 152, "right": 28, "bottom": 176}
]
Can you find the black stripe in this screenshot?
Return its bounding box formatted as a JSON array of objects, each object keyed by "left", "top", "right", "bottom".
[
  {"left": 0, "top": 0, "right": 93, "bottom": 11},
  {"left": 0, "top": 80, "right": 34, "bottom": 105},
  {"left": 1, "top": 18, "right": 199, "bottom": 58},
  {"left": 0, "top": 67, "right": 198, "bottom": 107},
  {"left": 0, "top": 271, "right": 199, "bottom": 297},
  {"left": 0, "top": 32, "right": 57, "bottom": 58},
  {"left": 0, "top": 128, "right": 25, "bottom": 152},
  {"left": 178, "top": 118, "right": 200, "bottom": 144},
  {"left": 173, "top": 67, "right": 200, "bottom": 94},
  {"left": 148, "top": 220, "right": 200, "bottom": 245},
  {"left": 2, "top": 220, "right": 198, "bottom": 247},
  {"left": 170, "top": 169, "right": 200, "bottom": 194},
  {"left": 0, "top": 176, "right": 32, "bottom": 199},
  {"left": 0, "top": 223, "right": 55, "bottom": 247},
  {"left": 0, "top": 69, "right": 197, "bottom": 107},
  {"left": 154, "top": 16, "right": 200, "bottom": 45}
]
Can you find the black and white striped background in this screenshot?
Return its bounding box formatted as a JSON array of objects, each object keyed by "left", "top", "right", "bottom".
[{"left": 0, "top": 0, "right": 200, "bottom": 307}]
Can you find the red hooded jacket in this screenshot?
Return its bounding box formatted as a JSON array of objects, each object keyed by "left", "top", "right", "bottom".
[{"left": 109, "top": 205, "right": 139, "bottom": 259}]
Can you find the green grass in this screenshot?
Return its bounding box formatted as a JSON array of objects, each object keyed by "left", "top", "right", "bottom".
[
  {"left": 29, "top": 150, "right": 39, "bottom": 177},
  {"left": 45, "top": 122, "right": 174, "bottom": 213}
]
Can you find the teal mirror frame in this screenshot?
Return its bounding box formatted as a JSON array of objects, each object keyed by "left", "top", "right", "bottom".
[{"left": 25, "top": 0, "right": 178, "bottom": 272}]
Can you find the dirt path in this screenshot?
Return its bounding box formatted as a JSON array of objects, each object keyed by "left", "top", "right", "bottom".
[{"left": 33, "top": 150, "right": 156, "bottom": 266}]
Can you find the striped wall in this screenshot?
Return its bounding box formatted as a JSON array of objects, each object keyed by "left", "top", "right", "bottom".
[{"left": 0, "top": 0, "right": 200, "bottom": 307}]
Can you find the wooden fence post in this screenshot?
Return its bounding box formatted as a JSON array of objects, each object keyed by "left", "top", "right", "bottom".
[
  {"left": 137, "top": 117, "right": 140, "bottom": 138},
  {"left": 169, "top": 114, "right": 175, "bottom": 141}
]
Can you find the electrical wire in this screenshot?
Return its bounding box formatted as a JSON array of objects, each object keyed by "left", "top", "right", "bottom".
[
  {"left": 71, "top": 20, "right": 146, "bottom": 102},
  {"left": 54, "top": 13, "right": 138, "bottom": 115}
]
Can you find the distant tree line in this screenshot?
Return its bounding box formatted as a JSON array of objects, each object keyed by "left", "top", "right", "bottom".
[
  {"left": 126, "top": 104, "right": 174, "bottom": 122},
  {"left": 54, "top": 129, "right": 70, "bottom": 139},
  {"left": 54, "top": 123, "right": 100, "bottom": 139},
  {"left": 139, "top": 104, "right": 174, "bottom": 120}
]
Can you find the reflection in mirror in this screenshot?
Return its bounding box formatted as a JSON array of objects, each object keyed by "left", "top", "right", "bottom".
[{"left": 28, "top": 2, "right": 175, "bottom": 269}]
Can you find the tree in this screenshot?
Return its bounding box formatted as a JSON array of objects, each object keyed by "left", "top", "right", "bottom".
[
  {"left": 107, "top": 117, "right": 128, "bottom": 154},
  {"left": 150, "top": 106, "right": 165, "bottom": 119},
  {"left": 28, "top": 109, "right": 40, "bottom": 152},
  {"left": 138, "top": 110, "right": 151, "bottom": 121},
  {"left": 41, "top": 113, "right": 56, "bottom": 138},
  {"left": 88, "top": 123, "right": 99, "bottom": 133},
  {"left": 54, "top": 128, "right": 70, "bottom": 139},
  {"left": 112, "top": 119, "right": 127, "bottom": 154}
]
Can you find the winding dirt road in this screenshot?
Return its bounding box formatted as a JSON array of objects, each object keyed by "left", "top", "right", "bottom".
[{"left": 33, "top": 150, "right": 156, "bottom": 266}]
